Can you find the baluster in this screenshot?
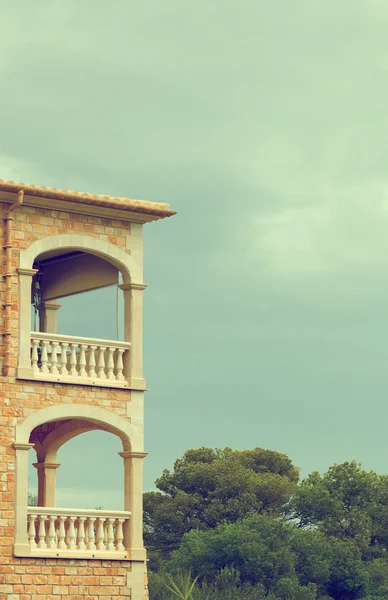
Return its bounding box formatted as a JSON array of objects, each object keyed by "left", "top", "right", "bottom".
[
  {"left": 106, "top": 518, "right": 115, "bottom": 552},
  {"left": 96, "top": 517, "right": 106, "bottom": 551},
  {"left": 59, "top": 342, "right": 68, "bottom": 375},
  {"left": 69, "top": 343, "right": 78, "bottom": 376},
  {"left": 97, "top": 346, "right": 107, "bottom": 379},
  {"left": 106, "top": 347, "right": 115, "bottom": 380},
  {"left": 50, "top": 341, "right": 59, "bottom": 374},
  {"left": 47, "top": 515, "right": 57, "bottom": 549},
  {"left": 88, "top": 345, "right": 97, "bottom": 378},
  {"left": 31, "top": 339, "right": 40, "bottom": 373},
  {"left": 77, "top": 516, "right": 86, "bottom": 550},
  {"left": 116, "top": 348, "right": 125, "bottom": 380},
  {"left": 115, "top": 518, "right": 125, "bottom": 551},
  {"left": 58, "top": 515, "right": 67, "bottom": 549},
  {"left": 66, "top": 516, "right": 77, "bottom": 550},
  {"left": 79, "top": 345, "right": 87, "bottom": 377},
  {"left": 41, "top": 340, "right": 49, "bottom": 373},
  {"left": 86, "top": 517, "right": 96, "bottom": 550},
  {"left": 37, "top": 514, "right": 47, "bottom": 549},
  {"left": 28, "top": 514, "right": 37, "bottom": 549}
]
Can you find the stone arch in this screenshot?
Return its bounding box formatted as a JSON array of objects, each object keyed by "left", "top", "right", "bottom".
[
  {"left": 33, "top": 419, "right": 107, "bottom": 462},
  {"left": 19, "top": 233, "right": 142, "bottom": 284},
  {"left": 16, "top": 404, "right": 142, "bottom": 452}
]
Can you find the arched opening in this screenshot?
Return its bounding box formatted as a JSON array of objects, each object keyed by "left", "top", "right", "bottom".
[
  {"left": 27, "top": 419, "right": 125, "bottom": 509},
  {"left": 31, "top": 248, "right": 124, "bottom": 340},
  {"left": 15, "top": 405, "right": 145, "bottom": 559},
  {"left": 55, "top": 431, "right": 124, "bottom": 509}
]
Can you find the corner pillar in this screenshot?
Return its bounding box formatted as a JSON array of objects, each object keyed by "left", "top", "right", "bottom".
[
  {"left": 33, "top": 461, "right": 61, "bottom": 507},
  {"left": 38, "top": 301, "right": 61, "bottom": 333},
  {"left": 16, "top": 268, "right": 38, "bottom": 378},
  {"left": 13, "top": 442, "right": 34, "bottom": 555},
  {"left": 119, "top": 450, "right": 147, "bottom": 560},
  {"left": 119, "top": 282, "right": 147, "bottom": 390}
]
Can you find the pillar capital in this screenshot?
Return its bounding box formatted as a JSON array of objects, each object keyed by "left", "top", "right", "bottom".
[
  {"left": 119, "top": 451, "right": 148, "bottom": 460},
  {"left": 38, "top": 301, "right": 62, "bottom": 311},
  {"left": 32, "top": 462, "right": 61, "bottom": 470},
  {"left": 17, "top": 268, "right": 38, "bottom": 277},
  {"left": 13, "top": 443, "right": 35, "bottom": 452},
  {"left": 119, "top": 282, "right": 148, "bottom": 292}
]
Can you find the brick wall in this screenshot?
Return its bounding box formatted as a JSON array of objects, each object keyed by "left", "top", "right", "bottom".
[
  {"left": 1, "top": 559, "right": 132, "bottom": 600},
  {"left": 0, "top": 201, "right": 147, "bottom": 599}
]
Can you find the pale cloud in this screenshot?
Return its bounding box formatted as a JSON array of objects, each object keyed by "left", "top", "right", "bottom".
[
  {"left": 0, "top": 153, "right": 33, "bottom": 182},
  {"left": 0, "top": 153, "right": 49, "bottom": 187},
  {"left": 249, "top": 182, "right": 388, "bottom": 277}
]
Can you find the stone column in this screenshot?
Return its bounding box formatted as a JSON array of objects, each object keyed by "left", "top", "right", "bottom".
[
  {"left": 119, "top": 282, "right": 147, "bottom": 390},
  {"left": 33, "top": 461, "right": 61, "bottom": 507},
  {"left": 38, "top": 300, "right": 61, "bottom": 333},
  {"left": 119, "top": 450, "right": 147, "bottom": 560},
  {"left": 17, "top": 268, "right": 38, "bottom": 378},
  {"left": 13, "top": 442, "right": 34, "bottom": 555}
]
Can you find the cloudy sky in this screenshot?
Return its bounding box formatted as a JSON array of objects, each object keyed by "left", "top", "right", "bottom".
[{"left": 3, "top": 1, "right": 388, "bottom": 508}]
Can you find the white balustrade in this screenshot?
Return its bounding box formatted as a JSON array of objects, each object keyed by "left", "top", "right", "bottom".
[
  {"left": 27, "top": 507, "right": 131, "bottom": 559},
  {"left": 29, "top": 332, "right": 131, "bottom": 388}
]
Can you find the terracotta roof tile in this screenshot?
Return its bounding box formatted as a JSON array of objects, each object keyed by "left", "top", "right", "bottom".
[{"left": 0, "top": 179, "right": 176, "bottom": 220}]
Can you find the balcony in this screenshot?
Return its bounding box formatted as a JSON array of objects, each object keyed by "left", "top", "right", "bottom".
[
  {"left": 24, "top": 332, "right": 131, "bottom": 388},
  {"left": 26, "top": 507, "right": 131, "bottom": 559},
  {"left": 14, "top": 415, "right": 146, "bottom": 561}
]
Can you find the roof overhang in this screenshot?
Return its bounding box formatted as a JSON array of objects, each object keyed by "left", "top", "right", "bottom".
[{"left": 0, "top": 179, "right": 176, "bottom": 223}]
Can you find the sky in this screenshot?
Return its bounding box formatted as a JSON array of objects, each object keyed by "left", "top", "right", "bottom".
[{"left": 2, "top": 0, "right": 388, "bottom": 508}]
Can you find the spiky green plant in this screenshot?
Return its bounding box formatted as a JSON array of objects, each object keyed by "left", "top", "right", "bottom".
[{"left": 162, "top": 571, "right": 202, "bottom": 600}]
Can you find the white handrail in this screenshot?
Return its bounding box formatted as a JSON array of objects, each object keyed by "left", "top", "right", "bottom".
[
  {"left": 31, "top": 332, "right": 131, "bottom": 349},
  {"left": 28, "top": 506, "right": 131, "bottom": 518}
]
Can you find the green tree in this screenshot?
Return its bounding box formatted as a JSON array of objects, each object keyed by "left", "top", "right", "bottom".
[
  {"left": 170, "top": 514, "right": 298, "bottom": 590},
  {"left": 325, "top": 538, "right": 369, "bottom": 600},
  {"left": 27, "top": 491, "right": 38, "bottom": 506},
  {"left": 166, "top": 515, "right": 319, "bottom": 598},
  {"left": 363, "top": 558, "right": 388, "bottom": 597},
  {"left": 168, "top": 515, "right": 370, "bottom": 600},
  {"left": 144, "top": 447, "right": 299, "bottom": 560},
  {"left": 286, "top": 462, "right": 388, "bottom": 555},
  {"left": 291, "top": 529, "right": 332, "bottom": 595},
  {"left": 291, "top": 528, "right": 372, "bottom": 599}
]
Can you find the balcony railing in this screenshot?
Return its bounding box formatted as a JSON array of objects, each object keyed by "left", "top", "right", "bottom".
[
  {"left": 27, "top": 507, "right": 131, "bottom": 559},
  {"left": 28, "top": 332, "right": 131, "bottom": 388}
]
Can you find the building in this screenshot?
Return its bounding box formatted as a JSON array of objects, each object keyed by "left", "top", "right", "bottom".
[{"left": 0, "top": 179, "right": 176, "bottom": 600}]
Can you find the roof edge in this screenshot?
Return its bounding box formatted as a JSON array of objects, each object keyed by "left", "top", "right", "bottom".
[{"left": 0, "top": 179, "right": 176, "bottom": 220}]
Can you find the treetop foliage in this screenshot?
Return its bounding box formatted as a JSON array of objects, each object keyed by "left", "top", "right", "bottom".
[
  {"left": 144, "top": 446, "right": 299, "bottom": 558},
  {"left": 146, "top": 450, "right": 388, "bottom": 599}
]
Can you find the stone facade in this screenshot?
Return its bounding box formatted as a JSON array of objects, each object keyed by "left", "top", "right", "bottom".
[
  {"left": 0, "top": 558, "right": 140, "bottom": 600},
  {"left": 0, "top": 183, "right": 174, "bottom": 600}
]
